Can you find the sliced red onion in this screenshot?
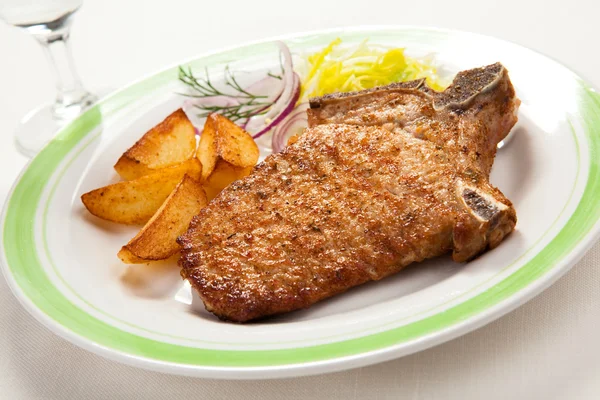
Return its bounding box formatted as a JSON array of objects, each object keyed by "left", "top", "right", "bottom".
[
  {"left": 182, "top": 41, "right": 297, "bottom": 138},
  {"left": 271, "top": 102, "right": 309, "bottom": 152},
  {"left": 272, "top": 116, "right": 306, "bottom": 152},
  {"left": 244, "top": 75, "right": 284, "bottom": 103},
  {"left": 245, "top": 41, "right": 298, "bottom": 138},
  {"left": 262, "top": 42, "right": 294, "bottom": 120},
  {"left": 247, "top": 72, "right": 300, "bottom": 139},
  {"left": 238, "top": 75, "right": 285, "bottom": 128},
  {"left": 183, "top": 74, "right": 284, "bottom": 131}
]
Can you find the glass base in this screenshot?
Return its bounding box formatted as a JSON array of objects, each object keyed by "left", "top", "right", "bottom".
[{"left": 14, "top": 92, "right": 97, "bottom": 158}]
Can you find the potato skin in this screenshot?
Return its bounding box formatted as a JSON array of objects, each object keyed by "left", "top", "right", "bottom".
[
  {"left": 114, "top": 108, "right": 196, "bottom": 180},
  {"left": 83, "top": 108, "right": 260, "bottom": 266},
  {"left": 203, "top": 159, "right": 253, "bottom": 201},
  {"left": 197, "top": 113, "right": 259, "bottom": 182},
  {"left": 118, "top": 175, "right": 207, "bottom": 263},
  {"left": 81, "top": 159, "right": 201, "bottom": 225}
]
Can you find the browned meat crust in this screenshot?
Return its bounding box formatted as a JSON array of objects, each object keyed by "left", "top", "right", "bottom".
[{"left": 178, "top": 63, "right": 520, "bottom": 322}]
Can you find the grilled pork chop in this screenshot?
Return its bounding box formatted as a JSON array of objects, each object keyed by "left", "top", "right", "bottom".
[{"left": 179, "top": 63, "right": 520, "bottom": 322}]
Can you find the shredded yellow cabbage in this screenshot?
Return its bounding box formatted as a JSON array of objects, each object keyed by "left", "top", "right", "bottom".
[{"left": 298, "top": 39, "right": 447, "bottom": 101}]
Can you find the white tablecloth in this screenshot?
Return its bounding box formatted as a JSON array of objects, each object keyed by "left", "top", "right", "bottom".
[{"left": 1, "top": 0, "right": 599, "bottom": 398}]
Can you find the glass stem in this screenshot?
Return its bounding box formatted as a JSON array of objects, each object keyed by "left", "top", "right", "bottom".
[{"left": 35, "top": 23, "right": 92, "bottom": 120}]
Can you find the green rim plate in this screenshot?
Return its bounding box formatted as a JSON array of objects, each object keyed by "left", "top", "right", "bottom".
[{"left": 2, "top": 26, "right": 600, "bottom": 379}]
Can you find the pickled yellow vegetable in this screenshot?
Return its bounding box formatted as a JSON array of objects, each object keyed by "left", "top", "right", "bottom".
[{"left": 299, "top": 39, "right": 447, "bottom": 101}]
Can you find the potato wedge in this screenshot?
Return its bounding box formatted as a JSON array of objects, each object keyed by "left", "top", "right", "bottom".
[
  {"left": 203, "top": 159, "right": 253, "bottom": 201},
  {"left": 197, "top": 114, "right": 218, "bottom": 181},
  {"left": 114, "top": 109, "right": 197, "bottom": 180},
  {"left": 197, "top": 113, "right": 259, "bottom": 181},
  {"left": 82, "top": 159, "right": 201, "bottom": 224},
  {"left": 118, "top": 175, "right": 207, "bottom": 263}
]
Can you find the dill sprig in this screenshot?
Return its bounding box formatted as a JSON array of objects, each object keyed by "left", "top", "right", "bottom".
[{"left": 177, "top": 66, "right": 273, "bottom": 123}]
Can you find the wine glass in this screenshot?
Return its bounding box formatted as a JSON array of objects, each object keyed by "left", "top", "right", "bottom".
[{"left": 0, "top": 0, "right": 97, "bottom": 157}]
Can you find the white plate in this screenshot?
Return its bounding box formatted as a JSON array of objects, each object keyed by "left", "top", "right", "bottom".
[{"left": 3, "top": 26, "right": 600, "bottom": 379}]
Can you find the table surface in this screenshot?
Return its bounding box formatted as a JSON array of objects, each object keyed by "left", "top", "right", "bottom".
[{"left": 1, "top": 0, "right": 600, "bottom": 398}]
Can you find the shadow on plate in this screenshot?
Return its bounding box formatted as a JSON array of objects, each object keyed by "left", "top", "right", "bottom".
[
  {"left": 184, "top": 227, "right": 527, "bottom": 324},
  {"left": 265, "top": 256, "right": 463, "bottom": 324},
  {"left": 183, "top": 256, "right": 464, "bottom": 324},
  {"left": 120, "top": 255, "right": 182, "bottom": 299},
  {"left": 77, "top": 206, "right": 135, "bottom": 235},
  {"left": 491, "top": 114, "right": 533, "bottom": 205}
]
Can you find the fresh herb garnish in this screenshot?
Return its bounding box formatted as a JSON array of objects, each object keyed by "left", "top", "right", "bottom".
[{"left": 178, "top": 66, "right": 273, "bottom": 123}]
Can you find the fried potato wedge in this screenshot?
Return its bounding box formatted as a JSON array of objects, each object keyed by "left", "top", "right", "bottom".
[
  {"left": 203, "top": 159, "right": 253, "bottom": 201},
  {"left": 197, "top": 113, "right": 259, "bottom": 181},
  {"left": 118, "top": 175, "right": 207, "bottom": 263},
  {"left": 81, "top": 159, "right": 202, "bottom": 225},
  {"left": 114, "top": 109, "right": 196, "bottom": 180}
]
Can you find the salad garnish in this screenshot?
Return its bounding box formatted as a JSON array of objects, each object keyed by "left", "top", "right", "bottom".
[{"left": 178, "top": 39, "right": 446, "bottom": 152}]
